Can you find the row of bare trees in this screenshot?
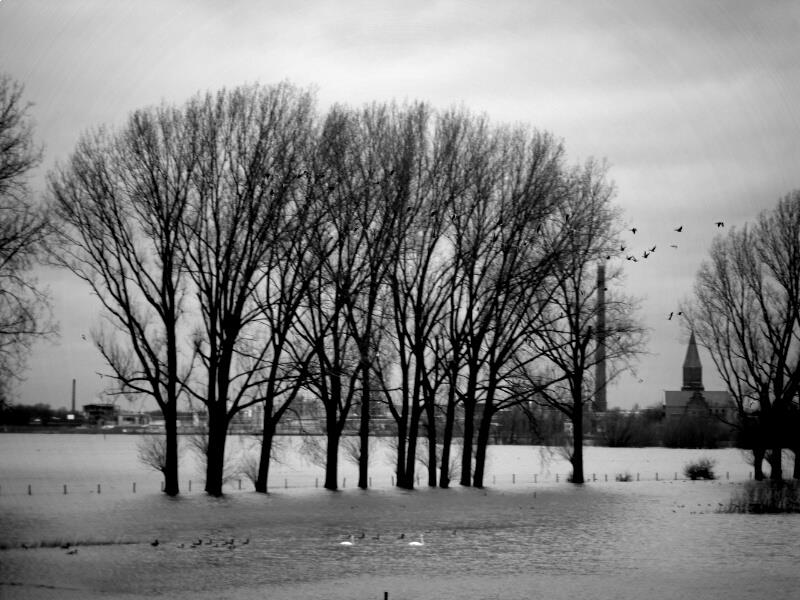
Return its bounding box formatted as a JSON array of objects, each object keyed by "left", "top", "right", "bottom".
[
  {"left": 49, "top": 82, "right": 644, "bottom": 496},
  {"left": 686, "top": 192, "right": 800, "bottom": 481}
]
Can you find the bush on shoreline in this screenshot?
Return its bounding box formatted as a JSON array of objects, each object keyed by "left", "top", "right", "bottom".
[
  {"left": 684, "top": 457, "right": 716, "bottom": 480},
  {"left": 723, "top": 479, "right": 800, "bottom": 513}
]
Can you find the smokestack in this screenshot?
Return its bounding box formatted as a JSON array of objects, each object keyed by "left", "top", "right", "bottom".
[
  {"left": 71, "top": 378, "right": 76, "bottom": 413},
  {"left": 594, "top": 263, "right": 607, "bottom": 413}
]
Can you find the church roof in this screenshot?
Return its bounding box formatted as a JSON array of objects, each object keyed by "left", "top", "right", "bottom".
[{"left": 683, "top": 331, "right": 702, "bottom": 370}]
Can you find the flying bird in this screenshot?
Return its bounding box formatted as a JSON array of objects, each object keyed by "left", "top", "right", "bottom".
[
  {"left": 674, "top": 226, "right": 683, "bottom": 232},
  {"left": 715, "top": 221, "right": 724, "bottom": 228},
  {"left": 670, "top": 244, "right": 678, "bottom": 248},
  {"left": 668, "top": 312, "right": 674, "bottom": 320},
  {"left": 630, "top": 227, "right": 637, "bottom": 234},
  {"left": 642, "top": 251, "right": 650, "bottom": 259},
  {"left": 650, "top": 245, "right": 656, "bottom": 252}
]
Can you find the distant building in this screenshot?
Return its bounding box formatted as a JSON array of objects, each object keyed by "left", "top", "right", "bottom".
[
  {"left": 83, "top": 403, "right": 117, "bottom": 426},
  {"left": 664, "top": 332, "right": 736, "bottom": 422}
]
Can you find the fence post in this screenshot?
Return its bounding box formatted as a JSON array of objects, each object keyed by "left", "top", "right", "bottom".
[
  {"left": 315, "top": 477, "right": 319, "bottom": 488},
  {"left": 97, "top": 483, "right": 101, "bottom": 494},
  {"left": 605, "top": 474, "right": 608, "bottom": 482},
  {"left": 189, "top": 480, "right": 192, "bottom": 492},
  {"left": 534, "top": 474, "right": 537, "bottom": 484},
  {"left": 655, "top": 473, "right": 659, "bottom": 481},
  {"left": 369, "top": 477, "right": 372, "bottom": 487},
  {"left": 161, "top": 481, "right": 165, "bottom": 492},
  {"left": 592, "top": 473, "right": 596, "bottom": 482},
  {"left": 238, "top": 479, "right": 242, "bottom": 490},
  {"left": 284, "top": 478, "right": 288, "bottom": 489},
  {"left": 133, "top": 482, "right": 136, "bottom": 493},
  {"left": 556, "top": 474, "right": 559, "bottom": 483},
  {"left": 343, "top": 477, "right": 346, "bottom": 488},
  {"left": 64, "top": 484, "right": 68, "bottom": 495},
  {"left": 512, "top": 474, "right": 516, "bottom": 484},
  {"left": 28, "top": 484, "right": 32, "bottom": 495}
]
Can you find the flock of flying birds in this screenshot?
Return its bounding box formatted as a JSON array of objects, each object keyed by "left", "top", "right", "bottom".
[{"left": 616, "top": 220, "right": 725, "bottom": 321}]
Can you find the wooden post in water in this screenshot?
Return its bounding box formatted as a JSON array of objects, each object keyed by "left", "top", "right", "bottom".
[
  {"left": 64, "top": 484, "right": 67, "bottom": 495},
  {"left": 97, "top": 483, "right": 101, "bottom": 494},
  {"left": 512, "top": 474, "right": 516, "bottom": 484},
  {"left": 284, "top": 478, "right": 288, "bottom": 489},
  {"left": 189, "top": 480, "right": 192, "bottom": 492},
  {"left": 133, "top": 482, "right": 136, "bottom": 493},
  {"left": 28, "top": 484, "right": 31, "bottom": 495}
]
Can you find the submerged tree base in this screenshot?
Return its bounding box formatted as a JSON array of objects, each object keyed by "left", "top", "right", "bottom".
[{"left": 723, "top": 480, "right": 800, "bottom": 513}]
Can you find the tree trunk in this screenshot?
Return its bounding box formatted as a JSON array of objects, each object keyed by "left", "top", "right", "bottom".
[
  {"left": 255, "top": 417, "right": 277, "bottom": 494},
  {"left": 424, "top": 398, "right": 437, "bottom": 487},
  {"left": 439, "top": 385, "right": 457, "bottom": 488},
  {"left": 460, "top": 400, "right": 475, "bottom": 487},
  {"left": 163, "top": 402, "right": 180, "bottom": 496},
  {"left": 402, "top": 400, "right": 423, "bottom": 490},
  {"left": 205, "top": 406, "right": 228, "bottom": 497},
  {"left": 571, "top": 400, "right": 585, "bottom": 484},
  {"left": 753, "top": 446, "right": 766, "bottom": 481},
  {"left": 358, "top": 365, "right": 370, "bottom": 490},
  {"left": 472, "top": 403, "right": 494, "bottom": 488},
  {"left": 769, "top": 445, "right": 783, "bottom": 481},
  {"left": 324, "top": 427, "right": 340, "bottom": 491},
  {"left": 395, "top": 413, "right": 408, "bottom": 488}
]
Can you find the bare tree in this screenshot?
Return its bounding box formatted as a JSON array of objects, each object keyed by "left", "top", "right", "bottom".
[
  {"left": 0, "top": 74, "right": 53, "bottom": 397},
  {"left": 685, "top": 191, "right": 800, "bottom": 480},
  {"left": 49, "top": 101, "right": 199, "bottom": 496},
  {"left": 512, "top": 160, "right": 646, "bottom": 484},
  {"left": 182, "top": 83, "right": 316, "bottom": 496}
]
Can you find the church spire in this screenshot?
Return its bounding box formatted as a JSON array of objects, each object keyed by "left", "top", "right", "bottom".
[{"left": 681, "top": 331, "right": 704, "bottom": 391}]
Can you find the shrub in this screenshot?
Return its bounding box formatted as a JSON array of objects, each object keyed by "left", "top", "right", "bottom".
[
  {"left": 684, "top": 457, "right": 716, "bottom": 480},
  {"left": 723, "top": 480, "right": 800, "bottom": 513}
]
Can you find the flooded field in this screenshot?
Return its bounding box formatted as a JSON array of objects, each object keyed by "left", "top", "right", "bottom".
[{"left": 1, "top": 434, "right": 798, "bottom": 599}]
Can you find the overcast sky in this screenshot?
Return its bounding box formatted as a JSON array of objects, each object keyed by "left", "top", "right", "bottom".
[{"left": 2, "top": 0, "right": 799, "bottom": 411}]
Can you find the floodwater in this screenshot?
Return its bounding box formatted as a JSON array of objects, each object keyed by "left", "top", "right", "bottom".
[{"left": 1, "top": 434, "right": 798, "bottom": 599}]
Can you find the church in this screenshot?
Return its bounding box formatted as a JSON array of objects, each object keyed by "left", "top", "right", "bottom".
[{"left": 663, "top": 332, "right": 736, "bottom": 422}]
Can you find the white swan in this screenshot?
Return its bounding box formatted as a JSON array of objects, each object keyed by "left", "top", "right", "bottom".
[
  {"left": 408, "top": 534, "right": 424, "bottom": 547},
  {"left": 339, "top": 534, "right": 355, "bottom": 546}
]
